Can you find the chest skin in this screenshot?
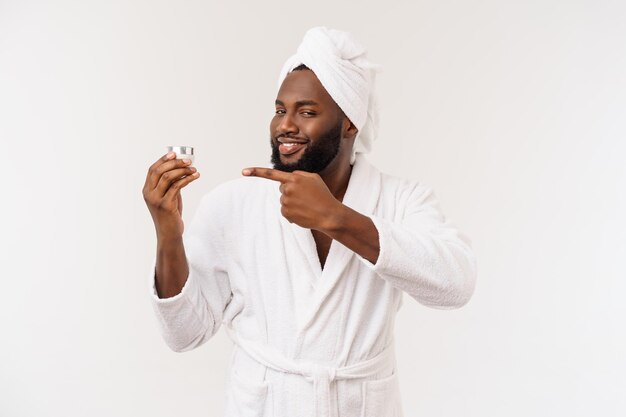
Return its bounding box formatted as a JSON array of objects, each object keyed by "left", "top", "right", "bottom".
[
  {"left": 308, "top": 183, "right": 349, "bottom": 271},
  {"left": 311, "top": 229, "right": 332, "bottom": 270}
]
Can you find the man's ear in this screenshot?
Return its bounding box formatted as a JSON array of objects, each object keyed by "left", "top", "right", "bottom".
[{"left": 343, "top": 117, "right": 358, "bottom": 140}]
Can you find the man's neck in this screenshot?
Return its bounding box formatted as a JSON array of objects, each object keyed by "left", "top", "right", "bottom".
[{"left": 319, "top": 159, "right": 353, "bottom": 203}]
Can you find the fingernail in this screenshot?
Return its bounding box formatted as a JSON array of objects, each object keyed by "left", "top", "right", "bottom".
[
  {"left": 183, "top": 158, "right": 191, "bottom": 164},
  {"left": 242, "top": 169, "right": 251, "bottom": 175},
  {"left": 167, "top": 152, "right": 175, "bottom": 159}
]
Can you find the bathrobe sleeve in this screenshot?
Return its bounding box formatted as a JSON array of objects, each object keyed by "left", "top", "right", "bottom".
[
  {"left": 355, "top": 182, "right": 477, "bottom": 309},
  {"left": 148, "top": 187, "right": 232, "bottom": 352}
]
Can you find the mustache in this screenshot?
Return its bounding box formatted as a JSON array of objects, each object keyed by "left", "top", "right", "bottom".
[{"left": 272, "top": 134, "right": 308, "bottom": 141}]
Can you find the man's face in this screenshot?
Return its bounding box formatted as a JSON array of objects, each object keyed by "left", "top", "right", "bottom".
[{"left": 270, "top": 69, "right": 346, "bottom": 173}]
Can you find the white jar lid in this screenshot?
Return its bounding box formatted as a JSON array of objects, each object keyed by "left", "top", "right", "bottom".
[{"left": 166, "top": 145, "right": 194, "bottom": 156}]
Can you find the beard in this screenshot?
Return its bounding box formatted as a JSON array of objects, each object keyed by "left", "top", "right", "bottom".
[{"left": 270, "top": 119, "right": 343, "bottom": 173}]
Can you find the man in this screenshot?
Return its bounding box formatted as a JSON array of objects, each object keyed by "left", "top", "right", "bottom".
[{"left": 143, "top": 27, "right": 476, "bottom": 417}]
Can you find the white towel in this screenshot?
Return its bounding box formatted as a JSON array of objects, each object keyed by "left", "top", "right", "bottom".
[{"left": 277, "top": 27, "right": 382, "bottom": 164}]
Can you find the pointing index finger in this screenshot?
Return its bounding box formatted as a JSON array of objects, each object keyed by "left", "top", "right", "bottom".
[{"left": 242, "top": 167, "right": 292, "bottom": 183}]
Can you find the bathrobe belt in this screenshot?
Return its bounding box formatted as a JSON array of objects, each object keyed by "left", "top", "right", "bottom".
[{"left": 225, "top": 326, "right": 396, "bottom": 417}]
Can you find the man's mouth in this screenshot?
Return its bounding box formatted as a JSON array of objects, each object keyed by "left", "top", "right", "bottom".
[
  {"left": 277, "top": 138, "right": 308, "bottom": 156},
  {"left": 278, "top": 142, "right": 307, "bottom": 155}
]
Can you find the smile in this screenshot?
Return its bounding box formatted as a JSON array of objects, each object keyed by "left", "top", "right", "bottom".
[{"left": 278, "top": 142, "right": 307, "bottom": 155}]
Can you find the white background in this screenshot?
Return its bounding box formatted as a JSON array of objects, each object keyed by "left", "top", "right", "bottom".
[{"left": 1, "top": 0, "right": 624, "bottom": 416}]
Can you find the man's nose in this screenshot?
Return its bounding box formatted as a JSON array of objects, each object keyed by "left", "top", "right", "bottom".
[{"left": 276, "top": 113, "right": 298, "bottom": 135}]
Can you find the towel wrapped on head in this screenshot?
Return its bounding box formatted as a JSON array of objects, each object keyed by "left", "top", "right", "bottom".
[{"left": 277, "top": 27, "right": 382, "bottom": 164}]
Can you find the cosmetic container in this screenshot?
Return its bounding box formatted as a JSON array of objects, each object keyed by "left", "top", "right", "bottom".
[{"left": 166, "top": 145, "right": 194, "bottom": 165}]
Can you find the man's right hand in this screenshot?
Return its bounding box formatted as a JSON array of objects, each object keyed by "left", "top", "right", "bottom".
[{"left": 142, "top": 151, "right": 201, "bottom": 238}]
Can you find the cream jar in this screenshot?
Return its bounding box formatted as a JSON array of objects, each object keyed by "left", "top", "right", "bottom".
[{"left": 166, "top": 145, "right": 194, "bottom": 165}]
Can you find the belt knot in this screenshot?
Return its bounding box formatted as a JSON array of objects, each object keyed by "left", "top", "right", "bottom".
[{"left": 307, "top": 364, "right": 336, "bottom": 383}]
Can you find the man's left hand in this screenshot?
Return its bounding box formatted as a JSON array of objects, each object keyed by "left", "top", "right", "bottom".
[{"left": 242, "top": 167, "right": 342, "bottom": 231}]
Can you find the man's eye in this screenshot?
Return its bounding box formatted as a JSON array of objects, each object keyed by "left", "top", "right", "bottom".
[
  {"left": 301, "top": 111, "right": 316, "bottom": 116},
  {"left": 275, "top": 109, "right": 286, "bottom": 115}
]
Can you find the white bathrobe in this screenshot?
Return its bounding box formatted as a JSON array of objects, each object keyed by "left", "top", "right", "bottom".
[{"left": 148, "top": 153, "right": 477, "bottom": 417}]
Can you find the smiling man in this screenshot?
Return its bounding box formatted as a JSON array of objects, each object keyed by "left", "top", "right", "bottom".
[
  {"left": 270, "top": 66, "right": 348, "bottom": 175},
  {"left": 143, "top": 27, "right": 477, "bottom": 417}
]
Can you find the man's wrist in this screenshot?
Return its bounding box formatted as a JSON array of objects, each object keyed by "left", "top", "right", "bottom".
[
  {"left": 320, "top": 203, "right": 349, "bottom": 236},
  {"left": 156, "top": 231, "right": 184, "bottom": 248}
]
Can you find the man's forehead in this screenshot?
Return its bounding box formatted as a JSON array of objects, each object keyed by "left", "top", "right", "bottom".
[{"left": 276, "top": 69, "right": 335, "bottom": 106}]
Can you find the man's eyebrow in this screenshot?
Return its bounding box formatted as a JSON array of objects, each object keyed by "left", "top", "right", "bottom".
[{"left": 275, "top": 99, "right": 320, "bottom": 107}]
